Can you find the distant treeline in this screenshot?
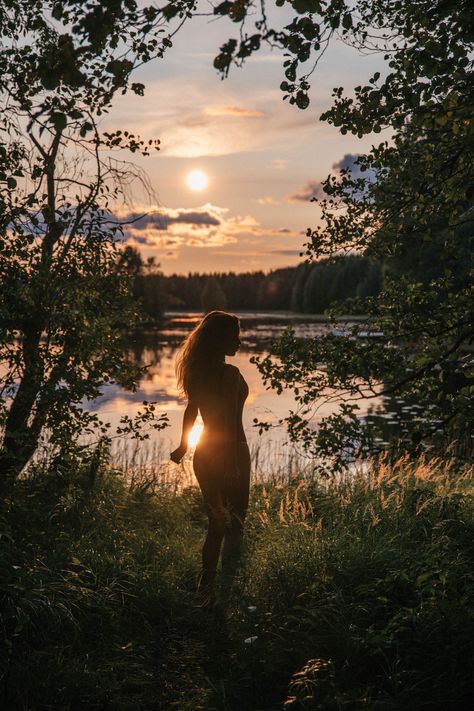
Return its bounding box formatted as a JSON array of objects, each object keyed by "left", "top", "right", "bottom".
[{"left": 118, "top": 248, "right": 382, "bottom": 322}]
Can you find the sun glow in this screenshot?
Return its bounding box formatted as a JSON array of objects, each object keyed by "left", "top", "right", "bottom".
[
  {"left": 188, "top": 421, "right": 204, "bottom": 447},
  {"left": 186, "top": 169, "right": 208, "bottom": 192}
]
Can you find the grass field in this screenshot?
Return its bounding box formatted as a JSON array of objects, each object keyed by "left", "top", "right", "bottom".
[{"left": 1, "top": 454, "right": 473, "bottom": 709}]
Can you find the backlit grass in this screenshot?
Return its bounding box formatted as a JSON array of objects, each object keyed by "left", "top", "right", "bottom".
[{"left": 1, "top": 454, "right": 473, "bottom": 709}]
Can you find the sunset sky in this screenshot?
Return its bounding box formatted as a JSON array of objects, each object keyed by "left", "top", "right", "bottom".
[{"left": 104, "top": 3, "right": 384, "bottom": 275}]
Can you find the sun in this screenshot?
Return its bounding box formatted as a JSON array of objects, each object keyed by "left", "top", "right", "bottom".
[
  {"left": 186, "top": 169, "right": 208, "bottom": 192},
  {"left": 188, "top": 422, "right": 204, "bottom": 447}
]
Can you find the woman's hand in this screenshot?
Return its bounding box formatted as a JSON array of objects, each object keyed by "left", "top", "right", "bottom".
[{"left": 170, "top": 445, "right": 186, "bottom": 464}]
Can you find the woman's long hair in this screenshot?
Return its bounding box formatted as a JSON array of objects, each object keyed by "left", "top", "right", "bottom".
[{"left": 176, "top": 311, "right": 239, "bottom": 398}]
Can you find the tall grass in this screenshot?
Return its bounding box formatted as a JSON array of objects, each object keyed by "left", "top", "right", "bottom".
[
  {"left": 221, "top": 455, "right": 474, "bottom": 709},
  {"left": 109, "top": 437, "right": 319, "bottom": 492},
  {"left": 1, "top": 454, "right": 473, "bottom": 709}
]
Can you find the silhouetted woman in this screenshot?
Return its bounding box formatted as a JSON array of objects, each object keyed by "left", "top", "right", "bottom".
[{"left": 170, "top": 311, "right": 250, "bottom": 602}]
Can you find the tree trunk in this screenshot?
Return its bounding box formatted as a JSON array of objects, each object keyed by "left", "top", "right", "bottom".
[
  {"left": 0, "top": 128, "right": 64, "bottom": 487},
  {"left": 0, "top": 325, "right": 44, "bottom": 484}
]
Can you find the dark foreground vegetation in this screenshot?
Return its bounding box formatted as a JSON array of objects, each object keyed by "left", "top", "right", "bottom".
[{"left": 2, "top": 455, "right": 473, "bottom": 710}]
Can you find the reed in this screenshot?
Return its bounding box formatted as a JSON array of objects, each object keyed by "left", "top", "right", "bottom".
[{"left": 110, "top": 436, "right": 319, "bottom": 490}]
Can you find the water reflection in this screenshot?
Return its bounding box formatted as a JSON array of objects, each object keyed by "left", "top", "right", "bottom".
[{"left": 86, "top": 313, "right": 387, "bottom": 471}]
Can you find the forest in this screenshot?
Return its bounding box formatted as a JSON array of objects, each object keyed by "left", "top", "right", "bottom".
[{"left": 121, "top": 247, "right": 383, "bottom": 319}]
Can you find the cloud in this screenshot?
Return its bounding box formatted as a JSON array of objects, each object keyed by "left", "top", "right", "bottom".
[
  {"left": 265, "top": 249, "right": 302, "bottom": 256},
  {"left": 332, "top": 153, "right": 363, "bottom": 175},
  {"left": 333, "top": 153, "right": 376, "bottom": 182},
  {"left": 205, "top": 105, "right": 265, "bottom": 118},
  {"left": 121, "top": 204, "right": 234, "bottom": 249},
  {"left": 117, "top": 203, "right": 300, "bottom": 251},
  {"left": 117, "top": 205, "right": 222, "bottom": 231},
  {"left": 257, "top": 196, "right": 281, "bottom": 206},
  {"left": 105, "top": 82, "right": 316, "bottom": 158},
  {"left": 285, "top": 180, "right": 324, "bottom": 203},
  {"left": 285, "top": 154, "right": 377, "bottom": 204}
]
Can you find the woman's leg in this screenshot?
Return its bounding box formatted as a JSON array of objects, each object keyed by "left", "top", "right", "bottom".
[
  {"left": 193, "top": 449, "right": 227, "bottom": 592},
  {"left": 222, "top": 442, "right": 251, "bottom": 567},
  {"left": 200, "top": 496, "right": 227, "bottom": 589}
]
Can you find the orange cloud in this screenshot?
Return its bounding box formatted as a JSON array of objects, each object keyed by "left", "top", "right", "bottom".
[
  {"left": 284, "top": 180, "right": 324, "bottom": 203},
  {"left": 118, "top": 203, "right": 299, "bottom": 251},
  {"left": 257, "top": 196, "right": 281, "bottom": 206},
  {"left": 205, "top": 105, "right": 265, "bottom": 118}
]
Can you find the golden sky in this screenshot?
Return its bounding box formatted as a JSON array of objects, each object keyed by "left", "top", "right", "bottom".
[{"left": 103, "top": 3, "right": 384, "bottom": 274}]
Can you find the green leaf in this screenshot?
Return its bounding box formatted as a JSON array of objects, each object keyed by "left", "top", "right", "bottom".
[
  {"left": 342, "top": 13, "right": 352, "bottom": 30},
  {"left": 295, "top": 90, "right": 310, "bottom": 109},
  {"left": 51, "top": 112, "right": 67, "bottom": 131},
  {"left": 79, "top": 121, "right": 93, "bottom": 137}
]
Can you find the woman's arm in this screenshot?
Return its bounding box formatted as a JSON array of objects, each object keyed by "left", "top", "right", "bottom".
[{"left": 170, "top": 399, "right": 198, "bottom": 463}]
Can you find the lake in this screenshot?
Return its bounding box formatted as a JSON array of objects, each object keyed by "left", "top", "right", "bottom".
[{"left": 85, "top": 311, "right": 400, "bottom": 480}]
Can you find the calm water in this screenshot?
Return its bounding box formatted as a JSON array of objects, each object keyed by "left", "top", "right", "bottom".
[{"left": 86, "top": 312, "right": 390, "bottom": 474}]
